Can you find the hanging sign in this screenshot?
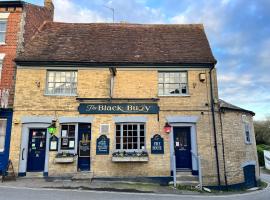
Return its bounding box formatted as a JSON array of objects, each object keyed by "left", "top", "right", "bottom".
[
  {"left": 79, "top": 141, "right": 91, "bottom": 157},
  {"left": 151, "top": 134, "right": 164, "bottom": 154},
  {"left": 78, "top": 103, "right": 159, "bottom": 114},
  {"left": 96, "top": 135, "right": 110, "bottom": 155},
  {"left": 264, "top": 150, "right": 270, "bottom": 170},
  {"left": 49, "top": 135, "right": 58, "bottom": 151}
]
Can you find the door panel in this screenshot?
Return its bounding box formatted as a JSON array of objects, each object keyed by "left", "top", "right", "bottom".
[
  {"left": 174, "top": 127, "right": 192, "bottom": 169},
  {"left": 77, "top": 123, "right": 91, "bottom": 171},
  {"left": 27, "top": 129, "right": 47, "bottom": 172},
  {"left": 244, "top": 165, "right": 257, "bottom": 188}
]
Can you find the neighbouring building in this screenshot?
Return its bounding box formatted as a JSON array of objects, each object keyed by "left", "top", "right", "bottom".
[
  {"left": 0, "top": 0, "right": 53, "bottom": 174},
  {"left": 10, "top": 21, "right": 259, "bottom": 188}
]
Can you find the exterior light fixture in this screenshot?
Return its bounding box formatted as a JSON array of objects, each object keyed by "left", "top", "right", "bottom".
[
  {"left": 48, "top": 120, "right": 57, "bottom": 135},
  {"left": 164, "top": 123, "right": 172, "bottom": 133}
]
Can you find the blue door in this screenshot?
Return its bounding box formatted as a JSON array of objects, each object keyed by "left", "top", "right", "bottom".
[
  {"left": 77, "top": 123, "right": 91, "bottom": 171},
  {"left": 0, "top": 109, "right": 13, "bottom": 175},
  {"left": 244, "top": 165, "right": 257, "bottom": 188},
  {"left": 174, "top": 127, "right": 192, "bottom": 169},
  {"left": 27, "top": 129, "right": 47, "bottom": 172}
]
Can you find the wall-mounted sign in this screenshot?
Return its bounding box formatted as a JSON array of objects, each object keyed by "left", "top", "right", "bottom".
[
  {"left": 96, "top": 135, "right": 110, "bottom": 155},
  {"left": 79, "top": 140, "right": 91, "bottom": 157},
  {"left": 151, "top": 134, "right": 164, "bottom": 154},
  {"left": 78, "top": 103, "right": 159, "bottom": 114},
  {"left": 49, "top": 135, "right": 58, "bottom": 151}
]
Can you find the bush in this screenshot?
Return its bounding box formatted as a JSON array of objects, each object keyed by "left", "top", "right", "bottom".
[{"left": 257, "top": 144, "right": 270, "bottom": 166}]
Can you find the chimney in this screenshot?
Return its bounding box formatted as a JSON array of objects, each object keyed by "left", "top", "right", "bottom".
[{"left": 44, "top": 0, "right": 54, "bottom": 17}]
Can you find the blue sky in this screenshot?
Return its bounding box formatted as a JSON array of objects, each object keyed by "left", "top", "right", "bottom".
[{"left": 27, "top": 0, "right": 270, "bottom": 120}]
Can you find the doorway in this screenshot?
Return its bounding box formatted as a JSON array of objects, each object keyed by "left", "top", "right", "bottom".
[{"left": 173, "top": 127, "right": 192, "bottom": 169}]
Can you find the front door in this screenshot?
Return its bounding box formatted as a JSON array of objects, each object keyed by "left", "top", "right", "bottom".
[
  {"left": 27, "top": 129, "right": 47, "bottom": 172},
  {"left": 174, "top": 127, "right": 192, "bottom": 169},
  {"left": 77, "top": 123, "right": 91, "bottom": 171}
]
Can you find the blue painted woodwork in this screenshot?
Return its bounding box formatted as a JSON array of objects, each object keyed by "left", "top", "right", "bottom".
[
  {"left": 0, "top": 109, "right": 13, "bottom": 175},
  {"left": 26, "top": 129, "right": 47, "bottom": 172},
  {"left": 77, "top": 123, "right": 91, "bottom": 171},
  {"left": 243, "top": 165, "right": 257, "bottom": 188},
  {"left": 173, "top": 127, "right": 192, "bottom": 169}
]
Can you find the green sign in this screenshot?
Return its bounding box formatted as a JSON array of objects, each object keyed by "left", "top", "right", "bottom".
[{"left": 78, "top": 103, "right": 159, "bottom": 114}]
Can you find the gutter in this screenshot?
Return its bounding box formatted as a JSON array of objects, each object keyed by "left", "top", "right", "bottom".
[{"left": 209, "top": 65, "right": 221, "bottom": 188}]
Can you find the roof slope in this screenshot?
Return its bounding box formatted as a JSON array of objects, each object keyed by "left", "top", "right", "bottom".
[
  {"left": 16, "top": 22, "right": 216, "bottom": 66},
  {"left": 219, "top": 99, "right": 255, "bottom": 116}
]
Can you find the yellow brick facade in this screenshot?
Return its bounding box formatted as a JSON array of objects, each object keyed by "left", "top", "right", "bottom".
[{"left": 9, "top": 67, "right": 258, "bottom": 186}]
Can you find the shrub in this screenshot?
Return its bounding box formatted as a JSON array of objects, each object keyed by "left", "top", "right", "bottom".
[{"left": 257, "top": 144, "right": 270, "bottom": 166}]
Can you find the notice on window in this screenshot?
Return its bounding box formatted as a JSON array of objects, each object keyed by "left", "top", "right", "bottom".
[
  {"left": 69, "top": 140, "right": 75, "bottom": 148},
  {"left": 61, "top": 130, "right": 67, "bottom": 137}
]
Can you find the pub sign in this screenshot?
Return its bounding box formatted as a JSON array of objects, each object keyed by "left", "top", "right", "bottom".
[
  {"left": 151, "top": 134, "right": 164, "bottom": 154},
  {"left": 79, "top": 103, "right": 159, "bottom": 114},
  {"left": 96, "top": 135, "right": 110, "bottom": 155}
]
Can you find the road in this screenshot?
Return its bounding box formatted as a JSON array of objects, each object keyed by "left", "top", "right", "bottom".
[{"left": 0, "top": 173, "right": 269, "bottom": 200}]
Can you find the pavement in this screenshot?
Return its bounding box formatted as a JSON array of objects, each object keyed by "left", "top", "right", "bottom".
[{"left": 0, "top": 172, "right": 269, "bottom": 200}]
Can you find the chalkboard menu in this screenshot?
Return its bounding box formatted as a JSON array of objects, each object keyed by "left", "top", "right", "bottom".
[
  {"left": 79, "top": 141, "right": 91, "bottom": 157},
  {"left": 151, "top": 134, "right": 164, "bottom": 154},
  {"left": 96, "top": 135, "right": 110, "bottom": 155}
]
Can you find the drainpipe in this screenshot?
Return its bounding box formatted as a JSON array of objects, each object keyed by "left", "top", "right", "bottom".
[
  {"left": 218, "top": 106, "right": 228, "bottom": 190},
  {"left": 209, "top": 65, "right": 221, "bottom": 188}
]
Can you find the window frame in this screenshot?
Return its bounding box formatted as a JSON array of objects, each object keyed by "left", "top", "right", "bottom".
[
  {"left": 158, "top": 71, "right": 189, "bottom": 96},
  {"left": 115, "top": 123, "right": 146, "bottom": 152},
  {"left": 0, "top": 118, "right": 7, "bottom": 153},
  {"left": 45, "top": 70, "right": 78, "bottom": 96},
  {"left": 0, "top": 19, "right": 7, "bottom": 45},
  {"left": 0, "top": 60, "right": 3, "bottom": 80},
  {"left": 242, "top": 115, "right": 252, "bottom": 144},
  {"left": 58, "top": 123, "right": 78, "bottom": 154}
]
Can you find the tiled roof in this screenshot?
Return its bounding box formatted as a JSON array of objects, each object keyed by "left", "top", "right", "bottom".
[
  {"left": 219, "top": 99, "right": 255, "bottom": 116},
  {"left": 16, "top": 22, "right": 217, "bottom": 66}
]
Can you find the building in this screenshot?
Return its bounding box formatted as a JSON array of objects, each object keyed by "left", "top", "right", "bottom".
[
  {"left": 0, "top": 0, "right": 53, "bottom": 174},
  {"left": 10, "top": 22, "right": 259, "bottom": 188}
]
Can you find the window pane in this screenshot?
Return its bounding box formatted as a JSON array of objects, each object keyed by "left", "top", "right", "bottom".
[
  {"left": 61, "top": 124, "right": 75, "bottom": 150},
  {"left": 0, "top": 33, "right": 5, "bottom": 43},
  {"left": 0, "top": 119, "right": 7, "bottom": 152}
]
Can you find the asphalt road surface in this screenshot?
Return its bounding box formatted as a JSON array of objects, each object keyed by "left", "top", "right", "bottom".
[{"left": 0, "top": 173, "right": 269, "bottom": 200}]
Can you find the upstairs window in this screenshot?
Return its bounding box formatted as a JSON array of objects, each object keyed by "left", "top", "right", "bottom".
[
  {"left": 46, "top": 71, "right": 77, "bottom": 96},
  {"left": 242, "top": 115, "right": 252, "bottom": 144},
  {"left": 0, "top": 20, "right": 7, "bottom": 44},
  {"left": 116, "top": 123, "right": 145, "bottom": 151},
  {"left": 0, "top": 119, "right": 7, "bottom": 152},
  {"left": 158, "top": 72, "right": 188, "bottom": 96}
]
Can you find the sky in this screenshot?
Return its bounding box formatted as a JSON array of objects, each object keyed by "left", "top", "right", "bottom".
[{"left": 26, "top": 0, "right": 270, "bottom": 120}]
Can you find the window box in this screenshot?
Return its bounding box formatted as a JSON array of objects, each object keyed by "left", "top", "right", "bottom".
[
  {"left": 112, "top": 151, "right": 149, "bottom": 162},
  {"left": 54, "top": 152, "right": 76, "bottom": 164}
]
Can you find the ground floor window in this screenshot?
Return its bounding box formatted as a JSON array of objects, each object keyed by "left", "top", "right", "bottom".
[
  {"left": 115, "top": 123, "right": 145, "bottom": 151},
  {"left": 0, "top": 119, "right": 7, "bottom": 152},
  {"left": 60, "top": 124, "right": 76, "bottom": 150}
]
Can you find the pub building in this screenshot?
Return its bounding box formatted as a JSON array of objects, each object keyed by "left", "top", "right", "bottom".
[{"left": 9, "top": 22, "right": 259, "bottom": 188}]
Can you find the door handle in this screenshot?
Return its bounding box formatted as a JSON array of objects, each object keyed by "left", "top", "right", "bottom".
[{"left": 22, "top": 148, "right": 25, "bottom": 160}]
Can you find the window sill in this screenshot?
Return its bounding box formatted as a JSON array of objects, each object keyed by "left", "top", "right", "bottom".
[
  {"left": 44, "top": 93, "right": 78, "bottom": 97},
  {"left": 0, "top": 42, "right": 6, "bottom": 46},
  {"left": 112, "top": 156, "right": 149, "bottom": 162},
  {"left": 158, "top": 94, "right": 190, "bottom": 97},
  {"left": 245, "top": 142, "right": 252, "bottom": 145}
]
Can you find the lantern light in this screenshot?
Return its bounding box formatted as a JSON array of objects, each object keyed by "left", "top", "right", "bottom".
[
  {"left": 48, "top": 120, "right": 57, "bottom": 135},
  {"left": 164, "top": 122, "right": 172, "bottom": 133}
]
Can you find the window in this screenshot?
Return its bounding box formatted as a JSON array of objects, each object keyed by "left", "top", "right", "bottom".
[
  {"left": 0, "top": 20, "right": 7, "bottom": 44},
  {"left": 46, "top": 71, "right": 77, "bottom": 95},
  {"left": 116, "top": 123, "right": 145, "bottom": 151},
  {"left": 244, "top": 122, "right": 251, "bottom": 144},
  {"left": 0, "top": 60, "right": 2, "bottom": 80},
  {"left": 158, "top": 72, "right": 188, "bottom": 95},
  {"left": 60, "top": 124, "right": 76, "bottom": 150},
  {"left": 0, "top": 119, "right": 7, "bottom": 152}
]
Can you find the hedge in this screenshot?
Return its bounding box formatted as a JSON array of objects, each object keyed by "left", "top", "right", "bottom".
[{"left": 257, "top": 144, "right": 270, "bottom": 166}]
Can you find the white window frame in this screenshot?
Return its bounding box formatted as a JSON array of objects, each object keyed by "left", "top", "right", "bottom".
[
  {"left": 0, "top": 118, "right": 7, "bottom": 152},
  {"left": 158, "top": 71, "right": 189, "bottom": 96},
  {"left": 58, "top": 123, "right": 78, "bottom": 154},
  {"left": 45, "top": 70, "right": 78, "bottom": 96},
  {"left": 0, "top": 19, "right": 7, "bottom": 45},
  {"left": 115, "top": 123, "right": 146, "bottom": 152},
  {"left": 242, "top": 115, "right": 252, "bottom": 144}
]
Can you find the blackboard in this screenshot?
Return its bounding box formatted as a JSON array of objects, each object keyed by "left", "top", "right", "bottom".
[
  {"left": 79, "top": 141, "right": 91, "bottom": 157},
  {"left": 96, "top": 135, "right": 110, "bottom": 155},
  {"left": 151, "top": 134, "right": 164, "bottom": 154}
]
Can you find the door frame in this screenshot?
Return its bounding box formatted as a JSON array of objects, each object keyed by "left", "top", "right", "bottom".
[
  {"left": 19, "top": 122, "right": 51, "bottom": 177},
  {"left": 170, "top": 123, "right": 199, "bottom": 175}
]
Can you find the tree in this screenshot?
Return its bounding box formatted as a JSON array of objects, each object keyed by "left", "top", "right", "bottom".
[{"left": 254, "top": 118, "right": 270, "bottom": 145}]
